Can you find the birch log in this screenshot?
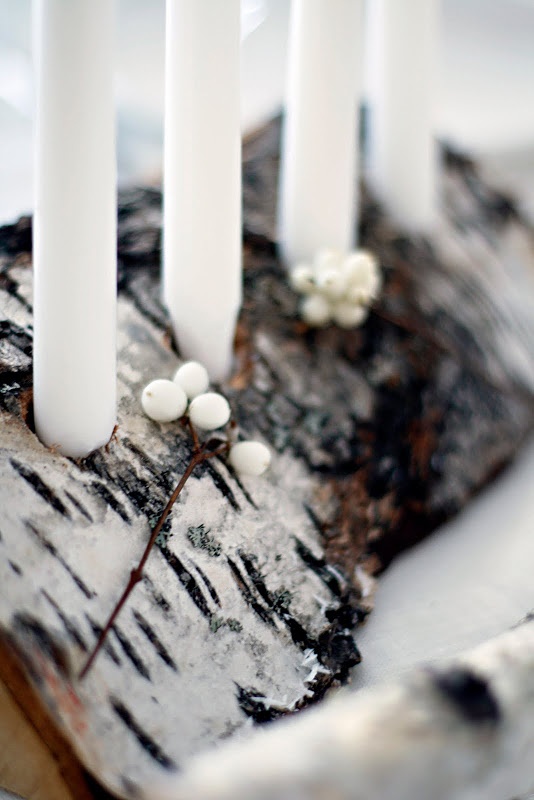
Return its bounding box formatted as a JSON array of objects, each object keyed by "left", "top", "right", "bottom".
[
  {"left": 151, "top": 618, "right": 534, "bottom": 800},
  {"left": 0, "top": 119, "right": 534, "bottom": 799}
]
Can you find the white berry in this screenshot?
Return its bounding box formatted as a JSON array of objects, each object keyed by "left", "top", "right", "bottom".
[
  {"left": 300, "top": 294, "right": 332, "bottom": 327},
  {"left": 317, "top": 269, "right": 347, "bottom": 300},
  {"left": 290, "top": 265, "right": 316, "bottom": 294},
  {"left": 345, "top": 283, "right": 370, "bottom": 305},
  {"left": 188, "top": 392, "right": 231, "bottom": 430},
  {"left": 174, "top": 361, "right": 210, "bottom": 400},
  {"left": 343, "top": 251, "right": 380, "bottom": 290},
  {"left": 141, "top": 379, "right": 188, "bottom": 423},
  {"left": 332, "top": 302, "right": 368, "bottom": 329},
  {"left": 229, "top": 441, "right": 271, "bottom": 476}
]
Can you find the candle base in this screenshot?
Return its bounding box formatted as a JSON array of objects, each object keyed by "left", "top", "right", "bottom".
[
  {"left": 34, "top": 414, "right": 116, "bottom": 460},
  {"left": 165, "top": 313, "right": 239, "bottom": 386},
  {"left": 1, "top": 121, "right": 534, "bottom": 798}
]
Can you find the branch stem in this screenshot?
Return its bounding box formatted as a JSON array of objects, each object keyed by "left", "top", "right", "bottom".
[{"left": 79, "top": 439, "right": 228, "bottom": 680}]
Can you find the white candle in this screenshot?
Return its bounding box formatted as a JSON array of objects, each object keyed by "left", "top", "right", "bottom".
[
  {"left": 278, "top": 0, "right": 364, "bottom": 267},
  {"left": 163, "top": 0, "right": 242, "bottom": 384},
  {"left": 367, "top": 0, "right": 438, "bottom": 230},
  {"left": 33, "top": 0, "right": 117, "bottom": 459}
]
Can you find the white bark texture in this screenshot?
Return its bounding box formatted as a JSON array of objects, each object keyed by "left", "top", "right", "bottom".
[
  {"left": 153, "top": 619, "right": 534, "bottom": 800},
  {"left": 0, "top": 120, "right": 534, "bottom": 798}
]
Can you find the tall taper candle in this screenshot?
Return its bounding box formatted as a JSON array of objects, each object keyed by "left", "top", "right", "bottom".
[
  {"left": 367, "top": 0, "right": 438, "bottom": 230},
  {"left": 278, "top": 0, "right": 364, "bottom": 266},
  {"left": 33, "top": 0, "right": 117, "bottom": 458},
  {"left": 163, "top": 0, "right": 242, "bottom": 383}
]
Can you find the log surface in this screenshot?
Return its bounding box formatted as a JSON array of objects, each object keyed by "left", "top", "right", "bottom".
[
  {"left": 1, "top": 120, "right": 534, "bottom": 798},
  {"left": 149, "top": 618, "right": 534, "bottom": 800}
]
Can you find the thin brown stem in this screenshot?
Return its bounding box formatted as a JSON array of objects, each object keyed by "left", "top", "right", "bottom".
[
  {"left": 187, "top": 417, "right": 201, "bottom": 453},
  {"left": 79, "top": 448, "right": 206, "bottom": 680},
  {"left": 203, "top": 443, "right": 229, "bottom": 460}
]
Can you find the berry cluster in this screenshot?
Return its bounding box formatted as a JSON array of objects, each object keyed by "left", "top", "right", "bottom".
[
  {"left": 141, "top": 361, "right": 271, "bottom": 477},
  {"left": 290, "top": 248, "right": 381, "bottom": 328}
]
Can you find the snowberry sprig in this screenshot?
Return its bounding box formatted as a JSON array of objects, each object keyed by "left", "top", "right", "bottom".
[
  {"left": 79, "top": 361, "right": 270, "bottom": 679},
  {"left": 290, "top": 248, "right": 382, "bottom": 329},
  {"left": 141, "top": 361, "right": 271, "bottom": 475}
]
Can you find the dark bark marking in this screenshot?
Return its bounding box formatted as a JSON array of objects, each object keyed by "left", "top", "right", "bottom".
[
  {"left": 120, "top": 776, "right": 142, "bottom": 799},
  {"left": 316, "top": 627, "right": 361, "bottom": 679},
  {"left": 190, "top": 562, "right": 221, "bottom": 607},
  {"left": 101, "top": 460, "right": 168, "bottom": 519},
  {"left": 121, "top": 437, "right": 171, "bottom": 482},
  {"left": 226, "top": 557, "right": 275, "bottom": 627},
  {"left": 324, "top": 600, "right": 369, "bottom": 629},
  {"left": 223, "top": 459, "right": 258, "bottom": 508},
  {"left": 0, "top": 317, "right": 32, "bottom": 354},
  {"left": 235, "top": 684, "right": 287, "bottom": 724},
  {"left": 237, "top": 553, "right": 273, "bottom": 607},
  {"left": 238, "top": 552, "right": 318, "bottom": 652},
  {"left": 89, "top": 481, "right": 131, "bottom": 524},
  {"left": 0, "top": 214, "right": 32, "bottom": 256},
  {"left": 84, "top": 443, "right": 180, "bottom": 528},
  {"left": 242, "top": 227, "right": 277, "bottom": 255},
  {"left": 0, "top": 275, "right": 33, "bottom": 317},
  {"left": 237, "top": 551, "right": 361, "bottom": 676},
  {"left": 25, "top": 520, "right": 95, "bottom": 599},
  {"left": 85, "top": 613, "right": 121, "bottom": 666},
  {"left": 64, "top": 490, "right": 94, "bottom": 523},
  {"left": 11, "top": 459, "right": 70, "bottom": 518},
  {"left": 132, "top": 610, "right": 177, "bottom": 671},
  {"left": 110, "top": 698, "right": 176, "bottom": 769},
  {"left": 142, "top": 575, "right": 172, "bottom": 615},
  {"left": 41, "top": 590, "right": 88, "bottom": 652},
  {"left": 203, "top": 461, "right": 241, "bottom": 511},
  {"left": 235, "top": 662, "right": 344, "bottom": 724},
  {"left": 280, "top": 614, "right": 317, "bottom": 651},
  {"left": 8, "top": 560, "right": 22, "bottom": 575},
  {"left": 158, "top": 545, "right": 213, "bottom": 620},
  {"left": 121, "top": 280, "right": 168, "bottom": 335},
  {"left": 303, "top": 503, "right": 326, "bottom": 534},
  {"left": 112, "top": 625, "right": 151, "bottom": 681},
  {"left": 433, "top": 667, "right": 501, "bottom": 724},
  {"left": 294, "top": 537, "right": 343, "bottom": 597}
]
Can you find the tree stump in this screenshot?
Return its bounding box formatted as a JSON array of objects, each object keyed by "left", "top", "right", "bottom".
[{"left": 1, "top": 119, "right": 534, "bottom": 799}]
